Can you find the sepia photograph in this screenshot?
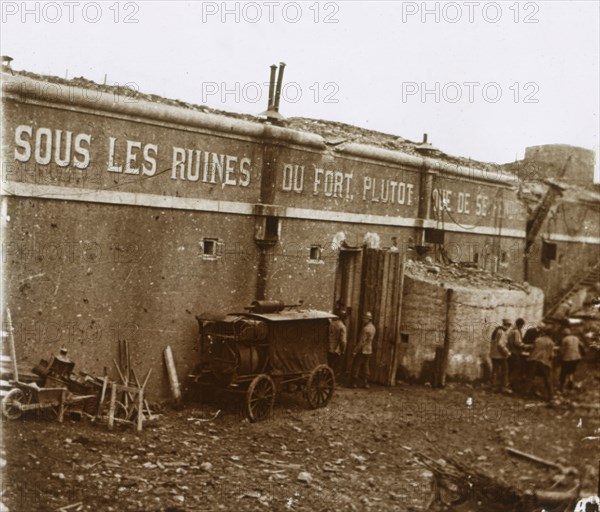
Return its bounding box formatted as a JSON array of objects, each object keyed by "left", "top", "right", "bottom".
[{"left": 1, "top": 1, "right": 599, "bottom": 510}]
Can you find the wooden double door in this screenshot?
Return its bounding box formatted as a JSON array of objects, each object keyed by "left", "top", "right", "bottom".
[{"left": 333, "top": 248, "right": 405, "bottom": 386}]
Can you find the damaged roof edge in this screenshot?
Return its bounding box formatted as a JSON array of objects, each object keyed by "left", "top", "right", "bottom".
[
  {"left": 2, "top": 70, "right": 517, "bottom": 186},
  {"left": 339, "top": 143, "right": 518, "bottom": 186},
  {"left": 1, "top": 72, "right": 326, "bottom": 150}
]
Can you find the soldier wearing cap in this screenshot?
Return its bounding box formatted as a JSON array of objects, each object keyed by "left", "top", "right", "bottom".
[
  {"left": 558, "top": 327, "right": 585, "bottom": 392},
  {"left": 507, "top": 318, "right": 529, "bottom": 390},
  {"left": 350, "top": 312, "right": 376, "bottom": 389},
  {"left": 490, "top": 318, "right": 512, "bottom": 393},
  {"left": 525, "top": 323, "right": 555, "bottom": 402}
]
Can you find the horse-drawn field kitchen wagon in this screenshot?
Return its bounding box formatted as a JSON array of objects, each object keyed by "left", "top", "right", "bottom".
[{"left": 187, "top": 300, "right": 337, "bottom": 421}]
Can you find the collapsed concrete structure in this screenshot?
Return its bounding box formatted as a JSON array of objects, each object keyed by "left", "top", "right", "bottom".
[{"left": 398, "top": 262, "right": 544, "bottom": 382}]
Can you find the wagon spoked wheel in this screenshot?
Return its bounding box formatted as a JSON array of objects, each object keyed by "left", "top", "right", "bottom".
[
  {"left": 246, "top": 374, "right": 275, "bottom": 422},
  {"left": 2, "top": 388, "right": 28, "bottom": 420},
  {"left": 306, "top": 364, "right": 335, "bottom": 409}
]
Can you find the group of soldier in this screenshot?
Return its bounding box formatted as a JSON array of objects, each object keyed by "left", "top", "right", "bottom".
[
  {"left": 327, "top": 304, "right": 375, "bottom": 389},
  {"left": 490, "top": 317, "right": 586, "bottom": 401},
  {"left": 327, "top": 303, "right": 587, "bottom": 401}
]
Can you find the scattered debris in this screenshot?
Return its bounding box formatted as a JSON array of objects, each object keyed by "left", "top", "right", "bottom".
[
  {"left": 297, "top": 471, "right": 313, "bottom": 484},
  {"left": 256, "top": 458, "right": 302, "bottom": 470},
  {"left": 506, "top": 447, "right": 578, "bottom": 475},
  {"left": 411, "top": 444, "right": 580, "bottom": 511},
  {"left": 55, "top": 503, "right": 83, "bottom": 512},
  {"left": 405, "top": 259, "right": 532, "bottom": 292},
  {"left": 0, "top": 321, "right": 157, "bottom": 431},
  {"left": 199, "top": 462, "right": 213, "bottom": 472}
]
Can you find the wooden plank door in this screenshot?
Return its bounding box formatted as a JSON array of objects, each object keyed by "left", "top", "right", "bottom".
[{"left": 360, "top": 249, "right": 404, "bottom": 386}]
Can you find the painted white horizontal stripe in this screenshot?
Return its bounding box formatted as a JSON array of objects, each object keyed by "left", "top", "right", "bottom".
[
  {"left": 545, "top": 233, "right": 600, "bottom": 245},
  {"left": 2, "top": 182, "right": 255, "bottom": 215},
  {"left": 421, "top": 220, "right": 526, "bottom": 238},
  {"left": 285, "top": 206, "right": 527, "bottom": 237},
  {"left": 284, "top": 206, "right": 422, "bottom": 228},
  {"left": 1, "top": 181, "right": 534, "bottom": 239}
]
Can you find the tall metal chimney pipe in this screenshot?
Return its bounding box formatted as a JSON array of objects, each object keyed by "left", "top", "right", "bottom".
[
  {"left": 268, "top": 64, "right": 277, "bottom": 109},
  {"left": 273, "top": 62, "right": 286, "bottom": 112},
  {"left": 423, "top": 133, "right": 428, "bottom": 144}
]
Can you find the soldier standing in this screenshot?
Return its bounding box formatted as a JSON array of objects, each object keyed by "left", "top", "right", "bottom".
[
  {"left": 490, "top": 319, "right": 512, "bottom": 393},
  {"left": 350, "top": 312, "right": 376, "bottom": 389},
  {"left": 559, "top": 328, "right": 585, "bottom": 391},
  {"left": 328, "top": 307, "right": 347, "bottom": 378},
  {"left": 507, "top": 318, "right": 529, "bottom": 390},
  {"left": 525, "top": 324, "right": 555, "bottom": 402}
]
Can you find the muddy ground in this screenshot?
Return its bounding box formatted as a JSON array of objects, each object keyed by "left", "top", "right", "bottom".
[{"left": 1, "top": 366, "right": 599, "bottom": 512}]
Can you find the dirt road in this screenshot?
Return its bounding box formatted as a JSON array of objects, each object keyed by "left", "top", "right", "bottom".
[{"left": 2, "top": 371, "right": 599, "bottom": 511}]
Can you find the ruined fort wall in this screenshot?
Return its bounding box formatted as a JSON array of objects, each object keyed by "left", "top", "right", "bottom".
[
  {"left": 0, "top": 70, "right": 581, "bottom": 396},
  {"left": 3, "top": 197, "right": 258, "bottom": 396}
]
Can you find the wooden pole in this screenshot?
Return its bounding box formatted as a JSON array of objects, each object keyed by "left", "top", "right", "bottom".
[
  {"left": 125, "top": 339, "right": 130, "bottom": 383},
  {"left": 163, "top": 346, "right": 182, "bottom": 408},
  {"left": 108, "top": 383, "right": 117, "bottom": 430},
  {"left": 439, "top": 288, "right": 453, "bottom": 388},
  {"left": 388, "top": 252, "right": 406, "bottom": 386},
  {"left": 136, "top": 388, "right": 144, "bottom": 432},
  {"left": 6, "top": 308, "right": 18, "bottom": 382}
]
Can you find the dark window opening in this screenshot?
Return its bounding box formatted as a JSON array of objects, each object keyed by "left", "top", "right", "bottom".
[
  {"left": 425, "top": 228, "right": 445, "bottom": 244},
  {"left": 401, "top": 333, "right": 409, "bottom": 344},
  {"left": 255, "top": 216, "right": 280, "bottom": 243},
  {"left": 265, "top": 216, "right": 279, "bottom": 240},
  {"left": 541, "top": 240, "right": 557, "bottom": 270},
  {"left": 501, "top": 251, "right": 508, "bottom": 263},
  {"left": 309, "top": 245, "right": 322, "bottom": 262},
  {"left": 201, "top": 238, "right": 222, "bottom": 260},
  {"left": 473, "top": 253, "right": 479, "bottom": 264}
]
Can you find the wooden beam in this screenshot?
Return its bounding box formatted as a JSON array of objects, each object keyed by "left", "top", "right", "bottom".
[
  {"left": 163, "top": 346, "right": 182, "bottom": 408},
  {"left": 6, "top": 309, "right": 18, "bottom": 382}
]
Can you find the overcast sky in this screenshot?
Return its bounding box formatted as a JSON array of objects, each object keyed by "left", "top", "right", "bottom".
[{"left": 2, "top": 0, "right": 599, "bottom": 174}]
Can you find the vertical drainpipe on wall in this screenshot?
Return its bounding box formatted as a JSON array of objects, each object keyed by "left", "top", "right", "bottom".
[
  {"left": 416, "top": 162, "right": 436, "bottom": 248},
  {"left": 255, "top": 64, "right": 286, "bottom": 301},
  {"left": 494, "top": 188, "right": 504, "bottom": 274},
  {"left": 255, "top": 135, "right": 278, "bottom": 301}
]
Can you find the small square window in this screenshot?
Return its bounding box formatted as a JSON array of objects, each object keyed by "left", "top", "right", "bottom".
[
  {"left": 308, "top": 245, "right": 323, "bottom": 263},
  {"left": 201, "top": 238, "right": 222, "bottom": 260}
]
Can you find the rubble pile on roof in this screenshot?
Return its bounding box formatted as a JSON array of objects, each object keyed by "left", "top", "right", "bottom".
[
  {"left": 286, "top": 117, "right": 497, "bottom": 170},
  {"left": 405, "top": 259, "right": 531, "bottom": 292},
  {"left": 8, "top": 69, "right": 254, "bottom": 121},
  {"left": 8, "top": 68, "right": 500, "bottom": 172}
]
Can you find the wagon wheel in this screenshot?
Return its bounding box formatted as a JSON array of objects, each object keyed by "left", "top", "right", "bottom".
[
  {"left": 2, "top": 388, "right": 30, "bottom": 420},
  {"left": 306, "top": 364, "right": 335, "bottom": 409},
  {"left": 246, "top": 374, "right": 275, "bottom": 422}
]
